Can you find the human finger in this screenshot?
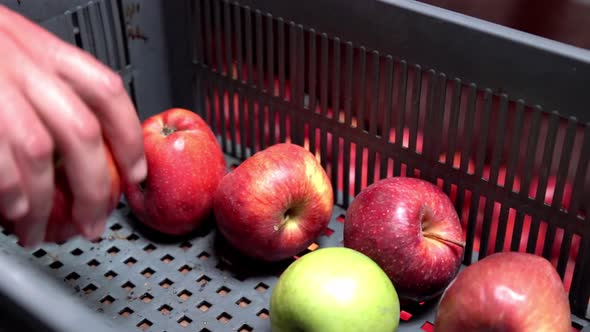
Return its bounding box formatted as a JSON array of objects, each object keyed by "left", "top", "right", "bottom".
[
  {"left": 19, "top": 66, "right": 112, "bottom": 239},
  {"left": 0, "top": 81, "right": 56, "bottom": 247},
  {"left": 0, "top": 6, "right": 146, "bottom": 185},
  {"left": 0, "top": 140, "right": 28, "bottom": 222}
]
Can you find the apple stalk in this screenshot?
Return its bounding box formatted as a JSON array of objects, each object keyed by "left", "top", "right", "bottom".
[
  {"left": 422, "top": 232, "right": 466, "bottom": 248},
  {"left": 419, "top": 204, "right": 466, "bottom": 248},
  {"left": 162, "top": 125, "right": 176, "bottom": 136}
]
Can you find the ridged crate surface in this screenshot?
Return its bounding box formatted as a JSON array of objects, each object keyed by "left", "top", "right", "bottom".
[
  {"left": 0, "top": 153, "right": 438, "bottom": 332},
  {"left": 0, "top": 154, "right": 587, "bottom": 332}
]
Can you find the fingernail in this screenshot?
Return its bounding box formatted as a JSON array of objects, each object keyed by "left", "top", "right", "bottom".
[
  {"left": 82, "top": 213, "right": 107, "bottom": 241},
  {"left": 16, "top": 216, "right": 45, "bottom": 248},
  {"left": 73, "top": 204, "right": 106, "bottom": 239},
  {"left": 83, "top": 218, "right": 106, "bottom": 240},
  {"left": 129, "top": 157, "right": 148, "bottom": 184},
  {"left": 21, "top": 236, "right": 42, "bottom": 248},
  {"left": 5, "top": 194, "right": 29, "bottom": 220}
]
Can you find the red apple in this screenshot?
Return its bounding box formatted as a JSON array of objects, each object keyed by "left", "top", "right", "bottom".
[
  {"left": 43, "top": 146, "right": 122, "bottom": 243},
  {"left": 343, "top": 177, "right": 465, "bottom": 304},
  {"left": 434, "top": 252, "right": 571, "bottom": 332},
  {"left": 124, "top": 108, "right": 227, "bottom": 236},
  {"left": 213, "top": 143, "right": 334, "bottom": 262}
]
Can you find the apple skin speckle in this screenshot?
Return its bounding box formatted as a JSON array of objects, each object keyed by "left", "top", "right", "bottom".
[{"left": 343, "top": 177, "right": 465, "bottom": 304}]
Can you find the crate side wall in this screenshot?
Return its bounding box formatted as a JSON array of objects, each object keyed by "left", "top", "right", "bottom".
[{"left": 188, "top": 0, "right": 590, "bottom": 319}]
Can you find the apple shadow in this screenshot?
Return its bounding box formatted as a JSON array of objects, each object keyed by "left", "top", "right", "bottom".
[
  {"left": 124, "top": 210, "right": 217, "bottom": 245},
  {"left": 211, "top": 232, "right": 295, "bottom": 280}
]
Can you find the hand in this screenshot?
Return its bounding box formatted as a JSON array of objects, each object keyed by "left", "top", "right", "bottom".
[{"left": 0, "top": 6, "right": 147, "bottom": 247}]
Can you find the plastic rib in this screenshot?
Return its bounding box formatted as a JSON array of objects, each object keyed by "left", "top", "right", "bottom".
[
  {"left": 382, "top": 55, "right": 394, "bottom": 142},
  {"left": 330, "top": 38, "right": 342, "bottom": 202},
  {"left": 354, "top": 142, "right": 363, "bottom": 195},
  {"left": 320, "top": 33, "right": 329, "bottom": 117},
  {"left": 320, "top": 33, "right": 329, "bottom": 170},
  {"left": 343, "top": 42, "right": 354, "bottom": 127},
  {"left": 442, "top": 78, "right": 462, "bottom": 195},
  {"left": 494, "top": 100, "right": 525, "bottom": 253},
  {"left": 266, "top": 14, "right": 276, "bottom": 146},
  {"left": 243, "top": 7, "right": 256, "bottom": 154},
  {"left": 543, "top": 117, "right": 577, "bottom": 260},
  {"left": 110, "top": 0, "right": 128, "bottom": 68},
  {"left": 254, "top": 10, "right": 265, "bottom": 150},
  {"left": 255, "top": 10, "right": 264, "bottom": 90},
  {"left": 368, "top": 51, "right": 380, "bottom": 136},
  {"left": 357, "top": 48, "right": 367, "bottom": 132},
  {"left": 277, "top": 18, "right": 287, "bottom": 143},
  {"left": 474, "top": 89, "right": 494, "bottom": 259},
  {"left": 342, "top": 137, "right": 351, "bottom": 207},
  {"left": 332, "top": 38, "right": 342, "bottom": 122},
  {"left": 307, "top": 29, "right": 317, "bottom": 155},
  {"left": 366, "top": 51, "right": 380, "bottom": 186},
  {"left": 233, "top": 5, "right": 247, "bottom": 158},
  {"left": 379, "top": 56, "right": 394, "bottom": 180},
  {"left": 461, "top": 83, "right": 478, "bottom": 264},
  {"left": 223, "top": 2, "right": 237, "bottom": 155},
  {"left": 244, "top": 6, "right": 254, "bottom": 86},
  {"left": 568, "top": 124, "right": 590, "bottom": 317},
  {"left": 277, "top": 17, "right": 286, "bottom": 100},
  {"left": 393, "top": 60, "right": 408, "bottom": 177},
  {"left": 526, "top": 112, "right": 560, "bottom": 254},
  {"left": 308, "top": 28, "right": 317, "bottom": 113},
  {"left": 406, "top": 65, "right": 422, "bottom": 177},
  {"left": 425, "top": 69, "right": 438, "bottom": 162},
  {"left": 213, "top": 0, "right": 223, "bottom": 73},
  {"left": 89, "top": 4, "right": 108, "bottom": 65},
  {"left": 203, "top": 0, "right": 213, "bottom": 66},
  {"left": 433, "top": 73, "right": 447, "bottom": 166},
  {"left": 511, "top": 109, "right": 542, "bottom": 252},
  {"left": 97, "top": 0, "right": 117, "bottom": 69},
  {"left": 232, "top": 5, "right": 242, "bottom": 81}
]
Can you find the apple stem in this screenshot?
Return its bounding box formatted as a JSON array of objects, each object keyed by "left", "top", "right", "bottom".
[
  {"left": 422, "top": 232, "right": 466, "bottom": 248},
  {"left": 162, "top": 125, "right": 176, "bottom": 136},
  {"left": 275, "top": 213, "right": 290, "bottom": 231}
]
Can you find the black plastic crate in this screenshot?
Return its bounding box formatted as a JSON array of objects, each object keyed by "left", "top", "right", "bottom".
[{"left": 0, "top": 0, "right": 588, "bottom": 331}]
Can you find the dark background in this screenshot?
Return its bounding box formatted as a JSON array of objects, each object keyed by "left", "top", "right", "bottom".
[{"left": 419, "top": 0, "right": 590, "bottom": 50}]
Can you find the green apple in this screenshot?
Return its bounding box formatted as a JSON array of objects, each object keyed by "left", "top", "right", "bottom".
[{"left": 270, "top": 247, "right": 400, "bottom": 332}]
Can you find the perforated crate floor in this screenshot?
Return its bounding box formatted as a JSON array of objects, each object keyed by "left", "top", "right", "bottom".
[{"left": 0, "top": 154, "right": 453, "bottom": 332}]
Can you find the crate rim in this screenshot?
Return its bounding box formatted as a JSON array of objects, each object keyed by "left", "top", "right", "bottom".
[{"left": 229, "top": 0, "right": 590, "bottom": 123}]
